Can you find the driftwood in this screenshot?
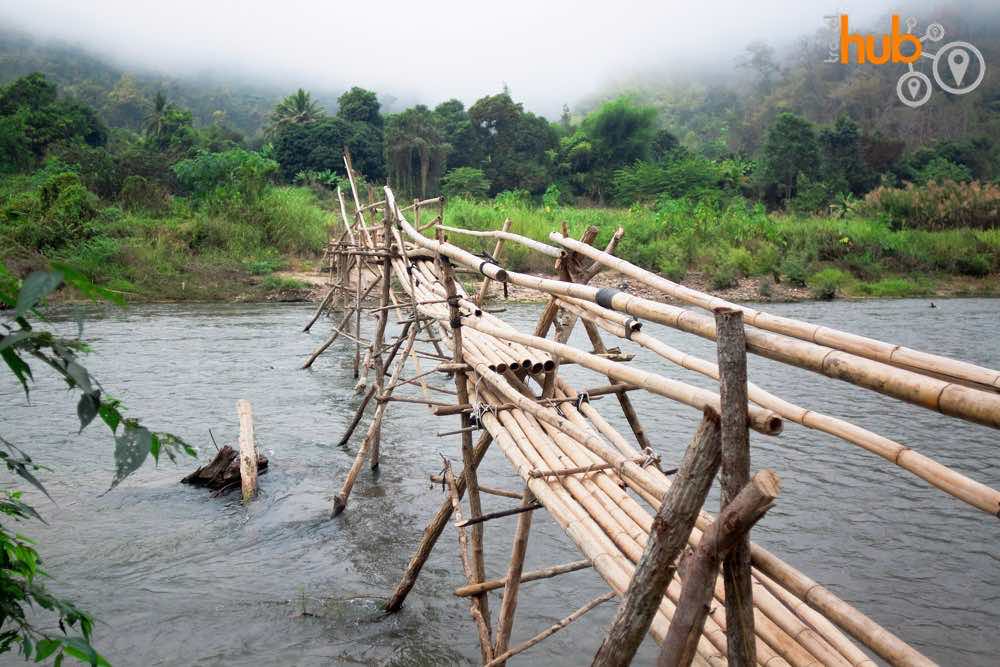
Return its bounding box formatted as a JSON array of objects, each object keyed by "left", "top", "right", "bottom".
[{"left": 181, "top": 445, "right": 268, "bottom": 496}]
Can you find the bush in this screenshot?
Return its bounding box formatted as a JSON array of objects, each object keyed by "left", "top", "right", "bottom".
[
  {"left": 173, "top": 149, "right": 278, "bottom": 204},
  {"left": 916, "top": 157, "right": 972, "bottom": 185},
  {"left": 779, "top": 253, "right": 811, "bottom": 286},
  {"left": 856, "top": 181, "right": 1000, "bottom": 230},
  {"left": 120, "top": 175, "right": 170, "bottom": 214},
  {"left": 852, "top": 277, "right": 929, "bottom": 297},
  {"left": 612, "top": 152, "right": 729, "bottom": 204},
  {"left": 255, "top": 187, "right": 329, "bottom": 254},
  {"left": 710, "top": 261, "right": 739, "bottom": 289},
  {"left": 440, "top": 167, "right": 491, "bottom": 200},
  {"left": 807, "top": 267, "right": 852, "bottom": 299},
  {"left": 261, "top": 275, "right": 309, "bottom": 290}
]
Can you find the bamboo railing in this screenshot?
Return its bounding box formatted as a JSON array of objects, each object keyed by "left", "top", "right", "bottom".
[{"left": 303, "top": 170, "right": 996, "bottom": 666}]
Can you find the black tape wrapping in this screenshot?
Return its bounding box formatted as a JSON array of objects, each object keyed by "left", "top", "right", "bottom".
[
  {"left": 624, "top": 317, "right": 640, "bottom": 340},
  {"left": 595, "top": 287, "right": 622, "bottom": 309}
]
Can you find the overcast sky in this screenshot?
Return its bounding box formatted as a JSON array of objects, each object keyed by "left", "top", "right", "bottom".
[{"left": 0, "top": 0, "right": 934, "bottom": 116}]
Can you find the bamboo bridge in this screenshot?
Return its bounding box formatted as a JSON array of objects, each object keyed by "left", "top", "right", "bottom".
[{"left": 300, "top": 152, "right": 1000, "bottom": 666}]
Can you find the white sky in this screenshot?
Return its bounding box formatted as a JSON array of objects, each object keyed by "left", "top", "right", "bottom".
[{"left": 0, "top": 0, "right": 932, "bottom": 115}]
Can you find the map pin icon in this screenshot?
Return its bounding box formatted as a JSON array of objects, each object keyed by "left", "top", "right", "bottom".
[
  {"left": 948, "top": 49, "right": 970, "bottom": 86},
  {"left": 907, "top": 77, "right": 921, "bottom": 99}
]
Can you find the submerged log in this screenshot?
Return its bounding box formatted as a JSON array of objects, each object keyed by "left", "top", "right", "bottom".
[{"left": 181, "top": 445, "right": 268, "bottom": 496}]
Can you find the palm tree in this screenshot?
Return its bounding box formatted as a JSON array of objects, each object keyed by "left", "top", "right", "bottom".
[
  {"left": 266, "top": 89, "right": 324, "bottom": 136},
  {"left": 144, "top": 91, "right": 167, "bottom": 138}
]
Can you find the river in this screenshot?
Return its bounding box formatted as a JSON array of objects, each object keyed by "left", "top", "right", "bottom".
[{"left": 1, "top": 298, "right": 997, "bottom": 666}]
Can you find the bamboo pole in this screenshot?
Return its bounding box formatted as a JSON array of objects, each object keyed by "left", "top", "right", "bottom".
[
  {"left": 476, "top": 219, "right": 514, "bottom": 305},
  {"left": 716, "top": 308, "right": 756, "bottom": 666},
  {"left": 659, "top": 470, "right": 781, "bottom": 667},
  {"left": 301, "top": 276, "right": 380, "bottom": 369},
  {"left": 553, "top": 233, "right": 1000, "bottom": 393},
  {"left": 438, "top": 222, "right": 564, "bottom": 259},
  {"left": 429, "top": 211, "right": 493, "bottom": 640},
  {"left": 443, "top": 460, "right": 495, "bottom": 663},
  {"left": 303, "top": 284, "right": 337, "bottom": 333},
  {"left": 385, "top": 432, "right": 493, "bottom": 613},
  {"left": 493, "top": 484, "right": 535, "bottom": 663},
  {"left": 454, "top": 559, "right": 592, "bottom": 597},
  {"left": 236, "top": 399, "right": 257, "bottom": 504},
  {"left": 332, "top": 325, "right": 417, "bottom": 516},
  {"left": 592, "top": 411, "right": 722, "bottom": 667},
  {"left": 459, "top": 316, "right": 783, "bottom": 436},
  {"left": 368, "top": 193, "right": 395, "bottom": 470},
  {"left": 486, "top": 591, "right": 617, "bottom": 667},
  {"left": 555, "top": 295, "right": 1000, "bottom": 517},
  {"left": 547, "top": 232, "right": 1000, "bottom": 425}
]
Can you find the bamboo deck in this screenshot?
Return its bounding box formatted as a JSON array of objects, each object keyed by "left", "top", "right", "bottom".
[{"left": 303, "top": 153, "right": 999, "bottom": 666}]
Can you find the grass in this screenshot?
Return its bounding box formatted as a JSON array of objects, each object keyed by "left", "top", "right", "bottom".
[
  {"left": 260, "top": 275, "right": 310, "bottom": 290},
  {"left": 1, "top": 179, "right": 331, "bottom": 301},
  {"left": 441, "top": 196, "right": 1000, "bottom": 299}
]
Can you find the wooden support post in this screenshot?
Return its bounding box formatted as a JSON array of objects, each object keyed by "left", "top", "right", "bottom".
[
  {"left": 454, "top": 559, "right": 592, "bottom": 598},
  {"left": 437, "top": 239, "right": 492, "bottom": 636},
  {"left": 715, "top": 307, "right": 756, "bottom": 667},
  {"left": 456, "top": 501, "right": 541, "bottom": 528},
  {"left": 476, "top": 218, "right": 512, "bottom": 306},
  {"left": 336, "top": 321, "right": 414, "bottom": 446},
  {"left": 237, "top": 399, "right": 258, "bottom": 504},
  {"left": 493, "top": 485, "right": 535, "bottom": 663},
  {"left": 443, "top": 461, "right": 494, "bottom": 663},
  {"left": 369, "top": 196, "right": 395, "bottom": 470},
  {"left": 591, "top": 410, "right": 722, "bottom": 667},
  {"left": 658, "top": 470, "right": 781, "bottom": 667},
  {"left": 487, "top": 592, "right": 617, "bottom": 667},
  {"left": 301, "top": 276, "right": 381, "bottom": 369},
  {"left": 385, "top": 432, "right": 493, "bottom": 613},
  {"left": 303, "top": 285, "right": 337, "bottom": 332},
  {"left": 331, "top": 325, "right": 417, "bottom": 516},
  {"left": 353, "top": 258, "right": 362, "bottom": 378}
]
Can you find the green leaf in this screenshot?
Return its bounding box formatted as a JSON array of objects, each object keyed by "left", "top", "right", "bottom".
[
  {"left": 106, "top": 422, "right": 151, "bottom": 491},
  {"left": 2, "top": 347, "right": 33, "bottom": 397},
  {"left": 0, "top": 330, "right": 31, "bottom": 353},
  {"left": 15, "top": 271, "right": 64, "bottom": 318},
  {"left": 61, "top": 637, "right": 101, "bottom": 665},
  {"left": 50, "top": 262, "right": 125, "bottom": 307},
  {"left": 34, "top": 639, "right": 60, "bottom": 662},
  {"left": 77, "top": 391, "right": 101, "bottom": 433},
  {"left": 149, "top": 433, "right": 161, "bottom": 463},
  {"left": 98, "top": 400, "right": 122, "bottom": 433}
]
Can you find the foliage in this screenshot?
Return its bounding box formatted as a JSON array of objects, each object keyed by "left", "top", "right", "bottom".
[
  {"left": 119, "top": 175, "right": 170, "bottom": 214},
  {"left": 612, "top": 150, "right": 732, "bottom": 204},
  {"left": 266, "top": 88, "right": 324, "bottom": 136},
  {"left": 172, "top": 149, "right": 278, "bottom": 204},
  {"left": 915, "top": 157, "right": 972, "bottom": 185},
  {"left": 468, "top": 92, "right": 556, "bottom": 195},
  {"left": 0, "top": 264, "right": 195, "bottom": 665},
  {"left": 440, "top": 167, "right": 490, "bottom": 200},
  {"left": 337, "top": 87, "right": 381, "bottom": 127},
  {"left": 758, "top": 112, "right": 818, "bottom": 201},
  {"left": 856, "top": 181, "right": 1000, "bottom": 230},
  {"left": 384, "top": 105, "right": 448, "bottom": 197},
  {"left": 807, "top": 267, "right": 853, "bottom": 299}
]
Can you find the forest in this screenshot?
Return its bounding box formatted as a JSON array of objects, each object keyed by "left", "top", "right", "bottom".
[{"left": 1, "top": 11, "right": 999, "bottom": 304}]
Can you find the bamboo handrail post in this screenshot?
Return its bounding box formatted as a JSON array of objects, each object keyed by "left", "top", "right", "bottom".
[
  {"left": 301, "top": 276, "right": 381, "bottom": 370},
  {"left": 477, "top": 218, "right": 513, "bottom": 306},
  {"left": 715, "top": 308, "right": 756, "bottom": 666},
  {"left": 432, "top": 222, "right": 493, "bottom": 639},
  {"left": 493, "top": 484, "right": 535, "bottom": 662},
  {"left": 443, "top": 461, "right": 495, "bottom": 663},
  {"left": 659, "top": 470, "right": 781, "bottom": 667},
  {"left": 385, "top": 432, "right": 493, "bottom": 613},
  {"left": 369, "top": 193, "right": 396, "bottom": 470},
  {"left": 591, "top": 410, "right": 723, "bottom": 667}
]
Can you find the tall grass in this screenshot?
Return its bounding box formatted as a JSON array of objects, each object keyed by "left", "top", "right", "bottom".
[{"left": 441, "top": 196, "right": 1000, "bottom": 293}]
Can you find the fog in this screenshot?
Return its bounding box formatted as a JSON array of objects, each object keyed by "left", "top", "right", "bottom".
[{"left": 0, "top": 0, "right": 937, "bottom": 116}]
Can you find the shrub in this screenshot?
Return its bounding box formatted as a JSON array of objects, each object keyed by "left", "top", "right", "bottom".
[
  {"left": 779, "top": 253, "right": 811, "bottom": 286},
  {"left": 261, "top": 275, "right": 309, "bottom": 290},
  {"left": 440, "top": 167, "right": 491, "bottom": 200},
  {"left": 255, "top": 187, "right": 329, "bottom": 254},
  {"left": 916, "top": 157, "right": 972, "bottom": 185},
  {"left": 856, "top": 181, "right": 1000, "bottom": 230},
  {"left": 710, "top": 261, "right": 739, "bottom": 290},
  {"left": 807, "top": 267, "right": 852, "bottom": 299},
  {"left": 120, "top": 175, "right": 170, "bottom": 214},
  {"left": 173, "top": 149, "right": 278, "bottom": 204},
  {"left": 852, "top": 277, "right": 929, "bottom": 297},
  {"left": 542, "top": 183, "right": 562, "bottom": 210}
]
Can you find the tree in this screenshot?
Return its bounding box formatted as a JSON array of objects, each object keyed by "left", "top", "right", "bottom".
[
  {"left": 440, "top": 167, "right": 491, "bottom": 199},
  {"left": 384, "top": 105, "right": 450, "bottom": 197},
  {"left": 266, "top": 88, "right": 324, "bottom": 136},
  {"left": 272, "top": 116, "right": 383, "bottom": 182},
  {"left": 580, "top": 96, "right": 657, "bottom": 169},
  {"left": 337, "top": 87, "right": 382, "bottom": 127},
  {"left": 0, "top": 73, "right": 57, "bottom": 115},
  {"left": 433, "top": 99, "right": 480, "bottom": 169},
  {"left": 144, "top": 91, "right": 167, "bottom": 138},
  {"left": 468, "top": 92, "right": 556, "bottom": 194},
  {"left": 739, "top": 41, "right": 780, "bottom": 94},
  {"left": 759, "top": 112, "right": 818, "bottom": 200},
  {"left": 818, "top": 115, "right": 872, "bottom": 195}
]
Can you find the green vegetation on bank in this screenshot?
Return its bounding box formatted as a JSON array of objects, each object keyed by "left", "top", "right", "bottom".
[{"left": 442, "top": 192, "right": 1000, "bottom": 300}]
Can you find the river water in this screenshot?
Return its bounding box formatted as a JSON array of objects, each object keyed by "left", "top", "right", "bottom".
[{"left": 1, "top": 298, "right": 998, "bottom": 666}]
